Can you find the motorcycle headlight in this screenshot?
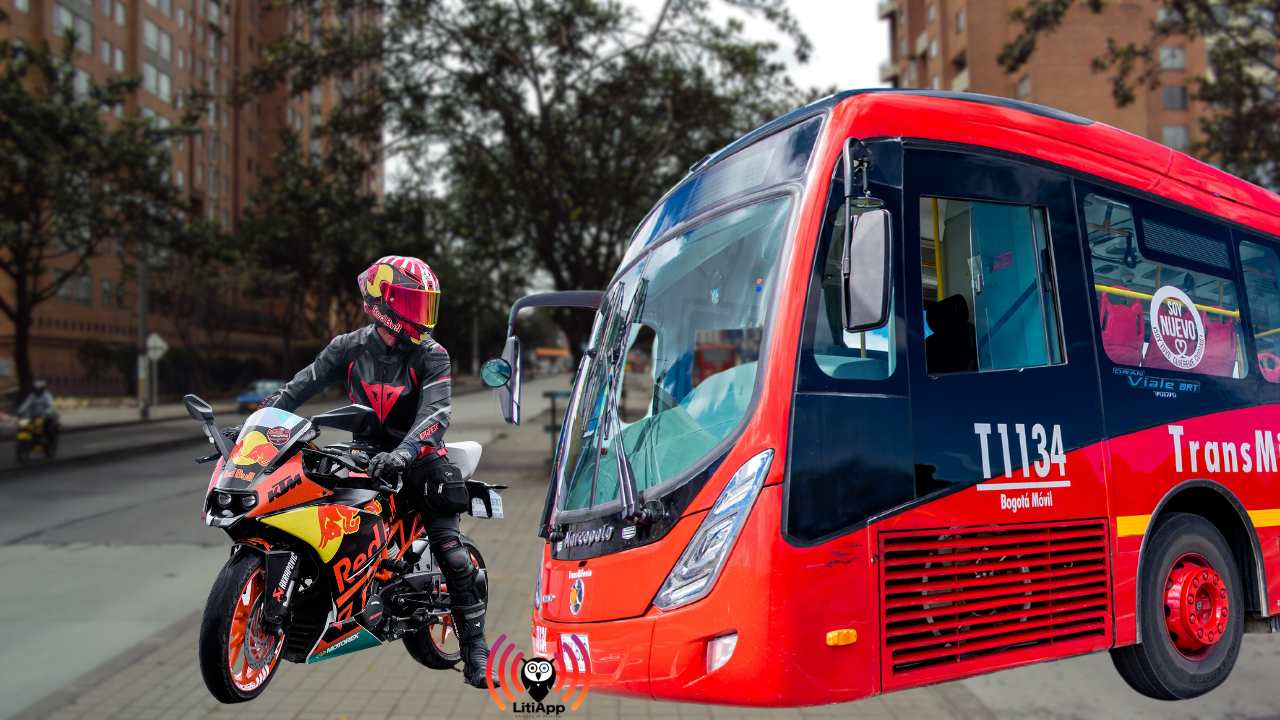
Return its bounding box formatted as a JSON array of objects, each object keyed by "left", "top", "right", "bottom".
[
  {"left": 215, "top": 492, "right": 233, "bottom": 508},
  {"left": 653, "top": 449, "right": 773, "bottom": 611}
]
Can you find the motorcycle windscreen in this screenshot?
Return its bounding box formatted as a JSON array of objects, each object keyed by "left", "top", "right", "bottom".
[{"left": 216, "top": 407, "right": 313, "bottom": 490}]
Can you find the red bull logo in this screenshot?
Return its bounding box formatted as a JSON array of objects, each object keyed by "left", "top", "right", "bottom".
[
  {"left": 317, "top": 506, "right": 362, "bottom": 551},
  {"left": 232, "top": 431, "right": 278, "bottom": 467}
]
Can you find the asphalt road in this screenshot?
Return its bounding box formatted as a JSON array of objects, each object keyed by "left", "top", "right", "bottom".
[
  {"left": 0, "top": 376, "right": 567, "bottom": 719},
  {"left": 5, "top": 373, "right": 1280, "bottom": 719}
]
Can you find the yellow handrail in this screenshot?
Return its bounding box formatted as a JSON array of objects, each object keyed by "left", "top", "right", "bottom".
[
  {"left": 1258, "top": 327, "right": 1280, "bottom": 339},
  {"left": 1094, "top": 283, "right": 1240, "bottom": 319}
]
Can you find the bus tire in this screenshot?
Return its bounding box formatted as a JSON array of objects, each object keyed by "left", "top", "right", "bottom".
[{"left": 1111, "top": 512, "right": 1243, "bottom": 700}]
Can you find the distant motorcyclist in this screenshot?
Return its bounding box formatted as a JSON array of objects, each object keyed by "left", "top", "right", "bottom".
[
  {"left": 257, "top": 256, "right": 495, "bottom": 689},
  {"left": 17, "top": 379, "right": 59, "bottom": 437}
]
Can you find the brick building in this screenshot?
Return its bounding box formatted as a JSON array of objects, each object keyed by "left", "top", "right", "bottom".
[
  {"left": 879, "top": 0, "right": 1205, "bottom": 152},
  {"left": 0, "top": 0, "right": 381, "bottom": 395}
]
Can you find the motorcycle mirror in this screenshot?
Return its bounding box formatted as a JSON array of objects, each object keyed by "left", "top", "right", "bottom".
[
  {"left": 184, "top": 394, "right": 215, "bottom": 422},
  {"left": 480, "top": 358, "right": 512, "bottom": 388}
]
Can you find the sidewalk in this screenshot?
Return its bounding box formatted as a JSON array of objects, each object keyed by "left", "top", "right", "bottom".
[
  {"left": 18, "top": 410, "right": 994, "bottom": 720},
  {"left": 0, "top": 377, "right": 488, "bottom": 476}
]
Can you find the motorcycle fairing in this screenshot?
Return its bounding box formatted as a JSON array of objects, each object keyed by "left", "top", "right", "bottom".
[
  {"left": 217, "top": 407, "right": 313, "bottom": 490},
  {"left": 259, "top": 502, "right": 381, "bottom": 564},
  {"left": 306, "top": 618, "right": 381, "bottom": 663}
]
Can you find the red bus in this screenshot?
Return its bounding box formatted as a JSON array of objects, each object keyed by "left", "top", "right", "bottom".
[{"left": 485, "top": 89, "right": 1280, "bottom": 705}]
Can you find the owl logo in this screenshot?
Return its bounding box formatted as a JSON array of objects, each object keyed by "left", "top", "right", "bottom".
[{"left": 520, "top": 657, "right": 557, "bottom": 702}]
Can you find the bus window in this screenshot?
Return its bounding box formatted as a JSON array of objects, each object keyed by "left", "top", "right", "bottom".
[
  {"left": 802, "top": 174, "right": 896, "bottom": 381},
  {"left": 1239, "top": 239, "right": 1280, "bottom": 382},
  {"left": 918, "top": 197, "right": 1064, "bottom": 375},
  {"left": 1084, "top": 194, "right": 1246, "bottom": 378}
]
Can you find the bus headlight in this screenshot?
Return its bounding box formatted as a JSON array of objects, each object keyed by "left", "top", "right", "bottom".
[{"left": 653, "top": 449, "right": 773, "bottom": 610}]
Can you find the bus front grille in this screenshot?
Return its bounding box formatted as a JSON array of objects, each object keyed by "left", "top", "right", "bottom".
[{"left": 879, "top": 519, "right": 1111, "bottom": 684}]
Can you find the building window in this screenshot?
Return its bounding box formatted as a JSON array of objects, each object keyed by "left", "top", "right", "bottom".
[
  {"left": 1162, "top": 124, "right": 1190, "bottom": 151},
  {"left": 100, "top": 39, "right": 111, "bottom": 65},
  {"left": 14, "top": 0, "right": 29, "bottom": 12},
  {"left": 144, "top": 21, "right": 173, "bottom": 62},
  {"left": 1160, "top": 46, "right": 1186, "bottom": 70},
  {"left": 57, "top": 273, "right": 92, "bottom": 305},
  {"left": 55, "top": 4, "right": 93, "bottom": 53},
  {"left": 177, "top": 7, "right": 186, "bottom": 28},
  {"left": 1016, "top": 74, "right": 1032, "bottom": 99},
  {"left": 931, "top": 75, "right": 941, "bottom": 89},
  {"left": 955, "top": 8, "right": 966, "bottom": 33},
  {"left": 175, "top": 169, "right": 184, "bottom": 189},
  {"left": 101, "top": 279, "right": 113, "bottom": 307},
  {"left": 1163, "top": 85, "right": 1188, "bottom": 110},
  {"left": 99, "top": 0, "right": 110, "bottom": 15},
  {"left": 147, "top": 0, "right": 173, "bottom": 15},
  {"left": 928, "top": 38, "right": 938, "bottom": 58},
  {"left": 73, "top": 68, "right": 91, "bottom": 99},
  {"left": 919, "top": 197, "right": 1065, "bottom": 374},
  {"left": 143, "top": 62, "right": 173, "bottom": 102},
  {"left": 927, "top": 2, "right": 937, "bottom": 22},
  {"left": 114, "top": 1, "right": 125, "bottom": 26},
  {"left": 114, "top": 47, "right": 124, "bottom": 72}
]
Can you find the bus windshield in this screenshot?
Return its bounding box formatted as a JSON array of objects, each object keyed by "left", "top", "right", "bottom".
[{"left": 554, "top": 195, "right": 792, "bottom": 514}]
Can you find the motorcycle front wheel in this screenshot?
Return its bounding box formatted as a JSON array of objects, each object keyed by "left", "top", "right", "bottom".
[{"left": 198, "top": 552, "right": 285, "bottom": 703}]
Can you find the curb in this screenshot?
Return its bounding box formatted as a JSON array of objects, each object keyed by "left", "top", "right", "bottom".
[
  {"left": 0, "top": 434, "right": 208, "bottom": 480},
  {"left": 0, "top": 385, "right": 494, "bottom": 479}
]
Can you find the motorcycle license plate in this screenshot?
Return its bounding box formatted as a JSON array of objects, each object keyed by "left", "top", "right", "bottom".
[{"left": 469, "top": 489, "right": 504, "bottom": 519}]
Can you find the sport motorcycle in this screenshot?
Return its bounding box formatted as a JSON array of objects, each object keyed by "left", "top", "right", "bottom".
[{"left": 182, "top": 395, "right": 505, "bottom": 703}]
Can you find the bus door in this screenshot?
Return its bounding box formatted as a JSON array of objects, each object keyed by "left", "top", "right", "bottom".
[{"left": 884, "top": 146, "right": 1111, "bottom": 688}]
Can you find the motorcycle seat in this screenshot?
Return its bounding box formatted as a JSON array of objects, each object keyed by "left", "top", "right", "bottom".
[{"left": 445, "top": 441, "right": 482, "bottom": 481}]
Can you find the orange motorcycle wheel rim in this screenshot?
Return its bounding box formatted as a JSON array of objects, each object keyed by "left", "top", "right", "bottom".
[{"left": 227, "top": 566, "right": 284, "bottom": 693}]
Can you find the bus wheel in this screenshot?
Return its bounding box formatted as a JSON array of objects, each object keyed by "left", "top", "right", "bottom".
[{"left": 1111, "top": 512, "right": 1243, "bottom": 700}]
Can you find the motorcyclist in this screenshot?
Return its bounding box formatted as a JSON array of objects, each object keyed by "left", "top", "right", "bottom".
[
  {"left": 256, "top": 256, "right": 494, "bottom": 689},
  {"left": 17, "top": 379, "right": 59, "bottom": 438}
]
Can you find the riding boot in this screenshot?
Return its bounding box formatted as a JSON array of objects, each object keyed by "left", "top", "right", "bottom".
[{"left": 452, "top": 601, "right": 494, "bottom": 688}]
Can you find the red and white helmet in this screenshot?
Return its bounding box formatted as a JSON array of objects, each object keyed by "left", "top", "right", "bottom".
[{"left": 357, "top": 255, "right": 440, "bottom": 345}]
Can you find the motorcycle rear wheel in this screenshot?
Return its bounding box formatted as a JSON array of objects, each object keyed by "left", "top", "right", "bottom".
[
  {"left": 199, "top": 552, "right": 285, "bottom": 703},
  {"left": 404, "top": 540, "right": 486, "bottom": 670}
]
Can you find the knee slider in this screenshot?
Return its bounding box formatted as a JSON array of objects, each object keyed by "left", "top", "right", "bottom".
[{"left": 431, "top": 534, "right": 474, "bottom": 576}]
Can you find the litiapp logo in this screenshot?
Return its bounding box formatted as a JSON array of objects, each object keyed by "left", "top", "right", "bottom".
[{"left": 487, "top": 632, "right": 592, "bottom": 714}]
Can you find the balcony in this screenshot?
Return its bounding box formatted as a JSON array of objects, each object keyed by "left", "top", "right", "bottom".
[
  {"left": 879, "top": 60, "right": 901, "bottom": 84},
  {"left": 878, "top": 0, "right": 898, "bottom": 20}
]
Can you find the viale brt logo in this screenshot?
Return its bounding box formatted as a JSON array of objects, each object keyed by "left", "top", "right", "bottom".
[{"left": 486, "top": 632, "right": 592, "bottom": 715}]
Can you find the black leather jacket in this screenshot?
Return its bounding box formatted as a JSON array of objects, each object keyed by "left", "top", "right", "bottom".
[{"left": 270, "top": 325, "right": 451, "bottom": 460}]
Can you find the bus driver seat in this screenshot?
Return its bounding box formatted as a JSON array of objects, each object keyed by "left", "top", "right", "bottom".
[{"left": 925, "top": 294, "right": 978, "bottom": 374}]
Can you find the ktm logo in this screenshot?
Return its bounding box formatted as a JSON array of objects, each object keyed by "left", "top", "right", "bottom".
[
  {"left": 360, "top": 381, "right": 406, "bottom": 423},
  {"left": 268, "top": 474, "right": 302, "bottom": 502},
  {"left": 317, "top": 506, "right": 362, "bottom": 550}
]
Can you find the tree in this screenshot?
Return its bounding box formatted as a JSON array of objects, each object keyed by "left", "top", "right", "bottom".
[
  {"left": 1000, "top": 0, "right": 1280, "bottom": 187},
  {"left": 247, "top": 0, "right": 815, "bottom": 360},
  {"left": 0, "top": 17, "right": 196, "bottom": 393},
  {"left": 234, "top": 130, "right": 384, "bottom": 372}
]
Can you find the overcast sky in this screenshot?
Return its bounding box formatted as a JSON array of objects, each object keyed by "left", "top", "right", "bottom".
[{"left": 632, "top": 0, "right": 888, "bottom": 92}]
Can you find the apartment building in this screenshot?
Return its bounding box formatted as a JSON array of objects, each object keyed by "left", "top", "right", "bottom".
[
  {"left": 878, "top": 0, "right": 1205, "bottom": 153},
  {"left": 0, "top": 0, "right": 381, "bottom": 394}
]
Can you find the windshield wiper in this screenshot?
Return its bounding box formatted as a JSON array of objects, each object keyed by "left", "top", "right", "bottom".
[{"left": 597, "top": 280, "right": 661, "bottom": 525}]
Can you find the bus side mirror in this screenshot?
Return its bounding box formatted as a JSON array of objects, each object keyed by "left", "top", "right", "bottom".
[
  {"left": 490, "top": 335, "right": 522, "bottom": 425},
  {"left": 841, "top": 207, "right": 891, "bottom": 332}
]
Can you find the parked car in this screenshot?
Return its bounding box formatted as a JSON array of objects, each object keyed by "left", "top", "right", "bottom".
[{"left": 235, "top": 380, "right": 284, "bottom": 413}]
